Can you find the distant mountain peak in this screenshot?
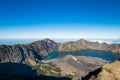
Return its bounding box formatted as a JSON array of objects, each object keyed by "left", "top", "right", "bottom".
[
  {"left": 43, "top": 38, "right": 51, "bottom": 41},
  {"left": 77, "top": 39, "right": 87, "bottom": 42},
  {"left": 42, "top": 38, "right": 56, "bottom": 44}
]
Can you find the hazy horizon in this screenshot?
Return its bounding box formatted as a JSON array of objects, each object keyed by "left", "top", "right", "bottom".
[
  {"left": 0, "top": 38, "right": 120, "bottom": 45},
  {"left": 0, "top": 0, "right": 120, "bottom": 39}
]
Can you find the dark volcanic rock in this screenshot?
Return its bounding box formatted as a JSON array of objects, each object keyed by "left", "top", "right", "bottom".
[
  {"left": 0, "top": 38, "right": 58, "bottom": 63},
  {"left": 0, "top": 38, "right": 120, "bottom": 64}
]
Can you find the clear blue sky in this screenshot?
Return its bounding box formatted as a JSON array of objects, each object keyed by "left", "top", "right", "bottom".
[{"left": 0, "top": 0, "right": 120, "bottom": 39}]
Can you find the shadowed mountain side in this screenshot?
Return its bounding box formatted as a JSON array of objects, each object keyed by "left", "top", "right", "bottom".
[
  {"left": 0, "top": 38, "right": 120, "bottom": 63},
  {"left": 38, "top": 75, "right": 71, "bottom": 80},
  {"left": 0, "top": 62, "right": 37, "bottom": 80},
  {"left": 95, "top": 60, "right": 120, "bottom": 80},
  {"left": 0, "top": 62, "right": 71, "bottom": 80},
  {"left": 82, "top": 68, "right": 101, "bottom": 80},
  {"left": 0, "top": 38, "right": 58, "bottom": 63},
  {"left": 82, "top": 60, "right": 120, "bottom": 80}
]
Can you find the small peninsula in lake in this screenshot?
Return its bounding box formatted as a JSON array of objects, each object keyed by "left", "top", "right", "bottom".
[{"left": 0, "top": 0, "right": 120, "bottom": 80}]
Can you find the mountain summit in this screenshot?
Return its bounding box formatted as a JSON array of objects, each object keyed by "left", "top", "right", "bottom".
[
  {"left": 0, "top": 38, "right": 120, "bottom": 64},
  {"left": 0, "top": 39, "right": 58, "bottom": 63}
]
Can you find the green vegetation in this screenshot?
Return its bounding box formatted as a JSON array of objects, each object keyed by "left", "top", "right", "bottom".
[
  {"left": 24, "top": 61, "right": 78, "bottom": 79},
  {"left": 32, "top": 62, "right": 61, "bottom": 77}
]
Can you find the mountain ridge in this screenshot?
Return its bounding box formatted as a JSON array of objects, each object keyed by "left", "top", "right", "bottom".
[
  {"left": 0, "top": 38, "right": 120, "bottom": 63},
  {"left": 41, "top": 55, "right": 108, "bottom": 80},
  {"left": 59, "top": 39, "right": 120, "bottom": 53},
  {"left": 0, "top": 38, "right": 58, "bottom": 63},
  {"left": 0, "top": 38, "right": 119, "bottom": 80}
]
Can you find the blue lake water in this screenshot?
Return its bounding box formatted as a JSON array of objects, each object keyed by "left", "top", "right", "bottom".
[
  {"left": 0, "top": 39, "right": 120, "bottom": 62},
  {"left": 44, "top": 50, "right": 120, "bottom": 61}
]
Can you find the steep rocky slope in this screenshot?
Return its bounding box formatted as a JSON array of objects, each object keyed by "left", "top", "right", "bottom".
[
  {"left": 40, "top": 55, "right": 108, "bottom": 80},
  {"left": 0, "top": 38, "right": 58, "bottom": 63},
  {"left": 59, "top": 39, "right": 120, "bottom": 53},
  {"left": 0, "top": 38, "right": 120, "bottom": 64},
  {"left": 95, "top": 60, "right": 120, "bottom": 80},
  {"left": 0, "top": 38, "right": 120, "bottom": 80}
]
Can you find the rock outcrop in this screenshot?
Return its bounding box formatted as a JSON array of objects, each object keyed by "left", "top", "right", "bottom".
[
  {"left": 0, "top": 38, "right": 120, "bottom": 80},
  {"left": 0, "top": 38, "right": 58, "bottom": 63},
  {"left": 59, "top": 39, "right": 120, "bottom": 53},
  {"left": 0, "top": 38, "right": 120, "bottom": 64},
  {"left": 41, "top": 55, "right": 108, "bottom": 80},
  {"left": 95, "top": 60, "right": 120, "bottom": 80}
]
